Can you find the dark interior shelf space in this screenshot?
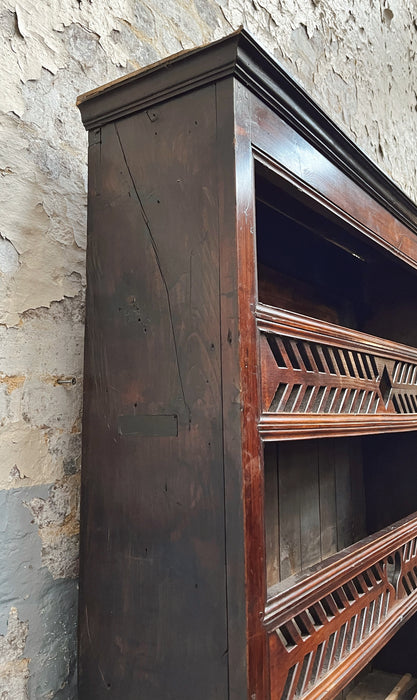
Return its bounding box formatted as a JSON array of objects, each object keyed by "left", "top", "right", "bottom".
[
  {"left": 264, "top": 430, "right": 417, "bottom": 591},
  {"left": 255, "top": 166, "right": 417, "bottom": 348}
]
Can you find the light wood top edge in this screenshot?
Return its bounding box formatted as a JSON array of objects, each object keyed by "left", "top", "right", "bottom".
[
  {"left": 76, "top": 27, "right": 417, "bottom": 233},
  {"left": 259, "top": 414, "right": 417, "bottom": 428},
  {"left": 258, "top": 414, "right": 417, "bottom": 441},
  {"left": 76, "top": 28, "right": 243, "bottom": 107}
]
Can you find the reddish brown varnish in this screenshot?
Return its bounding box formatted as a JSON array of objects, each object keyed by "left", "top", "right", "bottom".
[{"left": 78, "top": 29, "right": 417, "bottom": 700}]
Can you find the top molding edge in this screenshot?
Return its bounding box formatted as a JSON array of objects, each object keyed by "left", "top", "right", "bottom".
[{"left": 77, "top": 28, "right": 417, "bottom": 233}]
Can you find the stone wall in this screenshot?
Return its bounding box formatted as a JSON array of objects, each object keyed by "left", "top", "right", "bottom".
[{"left": 1, "top": 0, "right": 416, "bottom": 697}]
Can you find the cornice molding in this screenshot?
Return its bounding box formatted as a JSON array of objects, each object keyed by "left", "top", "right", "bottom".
[{"left": 77, "top": 28, "right": 417, "bottom": 234}]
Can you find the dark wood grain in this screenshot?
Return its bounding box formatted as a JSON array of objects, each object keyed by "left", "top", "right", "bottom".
[
  {"left": 265, "top": 437, "right": 367, "bottom": 592},
  {"left": 299, "top": 442, "right": 321, "bottom": 572},
  {"left": 79, "top": 29, "right": 417, "bottom": 700},
  {"left": 234, "top": 81, "right": 269, "bottom": 700},
  {"left": 279, "top": 442, "right": 302, "bottom": 581},
  {"left": 215, "top": 76, "right": 249, "bottom": 700},
  {"left": 349, "top": 439, "right": 366, "bottom": 545},
  {"left": 319, "top": 440, "right": 337, "bottom": 561},
  {"left": 264, "top": 444, "right": 280, "bottom": 589},
  {"left": 79, "top": 86, "right": 228, "bottom": 700},
  {"left": 334, "top": 440, "right": 352, "bottom": 552}
]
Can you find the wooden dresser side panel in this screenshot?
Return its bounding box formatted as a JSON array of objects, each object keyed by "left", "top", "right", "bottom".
[{"left": 79, "top": 86, "right": 229, "bottom": 699}]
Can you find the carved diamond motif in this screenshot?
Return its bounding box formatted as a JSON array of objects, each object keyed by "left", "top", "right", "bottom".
[{"left": 379, "top": 365, "right": 392, "bottom": 406}]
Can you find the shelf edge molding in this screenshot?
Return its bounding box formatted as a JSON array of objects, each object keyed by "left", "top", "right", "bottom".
[
  {"left": 265, "top": 511, "right": 417, "bottom": 700},
  {"left": 256, "top": 304, "right": 417, "bottom": 363},
  {"left": 259, "top": 414, "right": 417, "bottom": 440}
]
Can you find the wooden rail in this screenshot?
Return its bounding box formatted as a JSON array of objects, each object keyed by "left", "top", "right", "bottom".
[
  {"left": 257, "top": 304, "right": 417, "bottom": 440},
  {"left": 265, "top": 512, "right": 417, "bottom": 700}
]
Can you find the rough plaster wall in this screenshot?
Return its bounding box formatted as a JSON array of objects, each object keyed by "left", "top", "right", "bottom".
[{"left": 0, "top": 0, "right": 416, "bottom": 697}]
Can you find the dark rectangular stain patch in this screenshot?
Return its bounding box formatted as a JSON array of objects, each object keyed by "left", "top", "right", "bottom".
[{"left": 118, "top": 414, "right": 178, "bottom": 437}]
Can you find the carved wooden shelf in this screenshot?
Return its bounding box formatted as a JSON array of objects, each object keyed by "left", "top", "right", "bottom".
[
  {"left": 78, "top": 28, "right": 417, "bottom": 700},
  {"left": 257, "top": 304, "right": 417, "bottom": 439},
  {"left": 265, "top": 512, "right": 417, "bottom": 700}
]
